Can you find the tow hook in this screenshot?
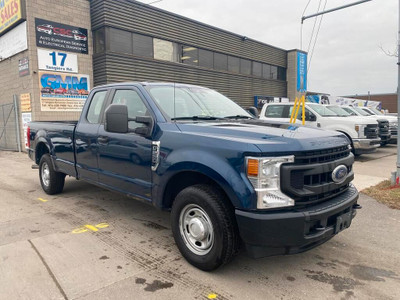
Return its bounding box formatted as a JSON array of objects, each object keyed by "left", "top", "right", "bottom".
[{"left": 353, "top": 204, "right": 362, "bottom": 209}]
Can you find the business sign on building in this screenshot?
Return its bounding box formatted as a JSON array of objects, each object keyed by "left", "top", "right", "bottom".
[
  {"left": 0, "top": 0, "right": 25, "bottom": 36},
  {"left": 39, "top": 71, "right": 90, "bottom": 111},
  {"left": 21, "top": 112, "right": 31, "bottom": 149},
  {"left": 18, "top": 56, "right": 29, "bottom": 76},
  {"left": 297, "top": 52, "right": 307, "bottom": 92},
  {"left": 254, "top": 95, "right": 289, "bottom": 109},
  {"left": 0, "top": 21, "right": 27, "bottom": 59},
  {"left": 35, "top": 18, "right": 88, "bottom": 54},
  {"left": 38, "top": 49, "right": 78, "bottom": 73},
  {"left": 20, "top": 92, "right": 31, "bottom": 112}
]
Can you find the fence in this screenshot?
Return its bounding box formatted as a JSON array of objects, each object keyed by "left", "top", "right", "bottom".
[{"left": 0, "top": 97, "right": 21, "bottom": 152}]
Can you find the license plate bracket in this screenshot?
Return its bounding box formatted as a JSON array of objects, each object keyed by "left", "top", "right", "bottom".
[{"left": 335, "top": 211, "right": 352, "bottom": 234}]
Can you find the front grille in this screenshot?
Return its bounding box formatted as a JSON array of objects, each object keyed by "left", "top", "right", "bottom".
[
  {"left": 281, "top": 146, "right": 354, "bottom": 208},
  {"left": 390, "top": 125, "right": 398, "bottom": 136},
  {"left": 294, "top": 145, "right": 351, "bottom": 165},
  {"left": 364, "top": 124, "right": 378, "bottom": 139},
  {"left": 377, "top": 120, "right": 390, "bottom": 136}
]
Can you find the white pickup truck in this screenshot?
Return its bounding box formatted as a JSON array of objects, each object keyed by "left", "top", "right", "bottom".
[{"left": 259, "top": 103, "right": 381, "bottom": 155}]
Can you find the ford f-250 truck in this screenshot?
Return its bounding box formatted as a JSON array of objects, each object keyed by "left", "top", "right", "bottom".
[{"left": 28, "top": 82, "right": 360, "bottom": 271}]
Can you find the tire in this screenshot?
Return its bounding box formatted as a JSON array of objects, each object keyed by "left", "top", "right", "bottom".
[
  {"left": 39, "top": 154, "right": 65, "bottom": 195},
  {"left": 171, "top": 184, "right": 239, "bottom": 271}
]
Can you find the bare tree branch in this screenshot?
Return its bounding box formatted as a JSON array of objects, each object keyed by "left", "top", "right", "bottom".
[{"left": 379, "top": 44, "right": 398, "bottom": 57}]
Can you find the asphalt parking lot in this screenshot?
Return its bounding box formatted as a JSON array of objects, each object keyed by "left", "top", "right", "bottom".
[{"left": 1, "top": 146, "right": 399, "bottom": 300}]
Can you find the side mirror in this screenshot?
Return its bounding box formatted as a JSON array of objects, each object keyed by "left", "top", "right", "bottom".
[
  {"left": 308, "top": 114, "right": 317, "bottom": 122},
  {"left": 247, "top": 107, "right": 259, "bottom": 118},
  {"left": 105, "top": 104, "right": 154, "bottom": 137},
  {"left": 105, "top": 104, "right": 128, "bottom": 133}
]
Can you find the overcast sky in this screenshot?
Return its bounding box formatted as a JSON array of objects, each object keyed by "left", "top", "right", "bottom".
[{"left": 139, "top": 0, "right": 397, "bottom": 96}]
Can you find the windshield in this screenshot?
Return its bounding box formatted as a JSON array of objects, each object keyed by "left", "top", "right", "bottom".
[
  {"left": 326, "top": 106, "right": 352, "bottom": 117},
  {"left": 145, "top": 85, "right": 253, "bottom": 120},
  {"left": 341, "top": 107, "right": 358, "bottom": 116},
  {"left": 370, "top": 107, "right": 384, "bottom": 115},
  {"left": 352, "top": 107, "right": 371, "bottom": 116},
  {"left": 307, "top": 104, "right": 338, "bottom": 117}
]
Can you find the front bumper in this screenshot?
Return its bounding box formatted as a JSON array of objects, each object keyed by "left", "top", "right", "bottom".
[
  {"left": 352, "top": 138, "right": 380, "bottom": 154},
  {"left": 235, "top": 184, "right": 359, "bottom": 258}
]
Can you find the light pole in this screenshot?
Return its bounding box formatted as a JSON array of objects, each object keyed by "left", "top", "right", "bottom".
[{"left": 397, "top": 0, "right": 400, "bottom": 184}]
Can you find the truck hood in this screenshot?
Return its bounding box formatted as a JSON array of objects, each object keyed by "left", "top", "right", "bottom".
[{"left": 176, "top": 120, "right": 349, "bottom": 153}]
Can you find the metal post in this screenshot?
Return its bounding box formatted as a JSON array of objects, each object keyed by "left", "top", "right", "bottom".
[
  {"left": 13, "top": 95, "right": 21, "bottom": 152},
  {"left": 397, "top": 0, "right": 400, "bottom": 182}
]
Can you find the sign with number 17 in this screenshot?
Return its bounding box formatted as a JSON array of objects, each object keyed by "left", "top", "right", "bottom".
[{"left": 38, "top": 48, "right": 78, "bottom": 73}]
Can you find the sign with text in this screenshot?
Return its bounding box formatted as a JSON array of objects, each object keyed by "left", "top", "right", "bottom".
[
  {"left": 35, "top": 18, "right": 88, "bottom": 54},
  {"left": 22, "top": 112, "right": 31, "bottom": 149},
  {"left": 39, "top": 71, "right": 90, "bottom": 111},
  {"left": 0, "top": 20, "right": 26, "bottom": 59},
  {"left": 20, "top": 93, "right": 31, "bottom": 112},
  {"left": 38, "top": 49, "right": 78, "bottom": 73},
  {"left": 18, "top": 56, "right": 29, "bottom": 76},
  {"left": 297, "top": 52, "right": 307, "bottom": 92},
  {"left": 0, "top": 0, "right": 25, "bottom": 35},
  {"left": 254, "top": 95, "right": 289, "bottom": 109}
]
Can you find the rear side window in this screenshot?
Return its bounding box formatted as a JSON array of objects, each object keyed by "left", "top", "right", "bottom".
[
  {"left": 87, "top": 91, "right": 107, "bottom": 124},
  {"left": 265, "top": 105, "right": 285, "bottom": 118}
]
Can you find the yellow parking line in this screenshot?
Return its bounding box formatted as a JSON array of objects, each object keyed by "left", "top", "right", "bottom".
[
  {"left": 38, "top": 198, "right": 48, "bottom": 202},
  {"left": 207, "top": 294, "right": 217, "bottom": 299},
  {"left": 84, "top": 225, "right": 99, "bottom": 232}
]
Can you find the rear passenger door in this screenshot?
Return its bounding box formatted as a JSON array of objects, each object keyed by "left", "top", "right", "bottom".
[
  {"left": 75, "top": 89, "right": 109, "bottom": 183},
  {"left": 262, "top": 105, "right": 290, "bottom": 122},
  {"left": 97, "top": 87, "right": 153, "bottom": 201}
]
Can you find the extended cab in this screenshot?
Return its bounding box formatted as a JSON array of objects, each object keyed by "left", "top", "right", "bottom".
[
  {"left": 260, "top": 102, "right": 380, "bottom": 155},
  {"left": 28, "top": 83, "right": 360, "bottom": 270}
]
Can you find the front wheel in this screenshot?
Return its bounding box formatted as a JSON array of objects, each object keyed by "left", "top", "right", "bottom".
[
  {"left": 39, "top": 154, "right": 65, "bottom": 195},
  {"left": 171, "top": 184, "right": 239, "bottom": 271}
]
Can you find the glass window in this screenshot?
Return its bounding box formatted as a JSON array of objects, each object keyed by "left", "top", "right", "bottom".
[
  {"left": 154, "top": 39, "right": 180, "bottom": 62},
  {"left": 87, "top": 91, "right": 107, "bottom": 124},
  {"left": 112, "top": 90, "right": 149, "bottom": 130},
  {"left": 270, "top": 65, "right": 278, "bottom": 80},
  {"left": 109, "top": 28, "right": 132, "bottom": 54},
  {"left": 199, "top": 49, "right": 213, "bottom": 68},
  {"left": 289, "top": 106, "right": 315, "bottom": 120},
  {"left": 278, "top": 67, "right": 286, "bottom": 81},
  {"left": 132, "top": 33, "right": 153, "bottom": 58},
  {"left": 265, "top": 105, "right": 285, "bottom": 118},
  {"left": 240, "top": 59, "right": 251, "bottom": 75},
  {"left": 214, "top": 53, "right": 228, "bottom": 71},
  {"left": 94, "top": 28, "right": 105, "bottom": 54},
  {"left": 307, "top": 104, "right": 338, "bottom": 117},
  {"left": 228, "top": 56, "right": 240, "bottom": 73},
  {"left": 252, "top": 62, "right": 262, "bottom": 77},
  {"left": 326, "top": 106, "right": 351, "bottom": 116},
  {"left": 181, "top": 45, "right": 198, "bottom": 66},
  {"left": 262, "top": 64, "right": 271, "bottom": 79}
]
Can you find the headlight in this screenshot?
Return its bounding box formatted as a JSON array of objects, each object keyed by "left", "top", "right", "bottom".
[
  {"left": 354, "top": 124, "right": 366, "bottom": 138},
  {"left": 246, "top": 156, "right": 295, "bottom": 209}
]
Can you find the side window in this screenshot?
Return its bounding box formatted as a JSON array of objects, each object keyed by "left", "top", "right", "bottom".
[
  {"left": 265, "top": 105, "right": 285, "bottom": 118},
  {"left": 111, "top": 90, "right": 149, "bottom": 130},
  {"left": 288, "top": 106, "right": 314, "bottom": 121},
  {"left": 87, "top": 91, "right": 107, "bottom": 124}
]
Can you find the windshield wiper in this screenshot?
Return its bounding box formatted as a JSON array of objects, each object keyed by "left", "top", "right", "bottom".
[
  {"left": 171, "top": 116, "right": 224, "bottom": 121},
  {"left": 223, "top": 115, "right": 253, "bottom": 119}
]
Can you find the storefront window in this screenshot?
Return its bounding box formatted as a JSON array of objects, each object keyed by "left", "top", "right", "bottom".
[
  {"left": 199, "top": 49, "right": 213, "bottom": 68},
  {"left": 214, "top": 53, "right": 227, "bottom": 71},
  {"left": 252, "top": 62, "right": 262, "bottom": 77},
  {"left": 262, "top": 64, "right": 271, "bottom": 79},
  {"left": 154, "top": 38, "right": 180, "bottom": 62},
  {"left": 228, "top": 56, "right": 240, "bottom": 73},
  {"left": 240, "top": 59, "right": 251, "bottom": 75},
  {"left": 278, "top": 67, "right": 286, "bottom": 81},
  {"left": 109, "top": 28, "right": 132, "bottom": 54},
  {"left": 270, "top": 65, "right": 278, "bottom": 80},
  {"left": 132, "top": 33, "right": 153, "bottom": 58},
  {"left": 182, "top": 45, "right": 198, "bottom": 65},
  {"left": 94, "top": 28, "right": 105, "bottom": 54}
]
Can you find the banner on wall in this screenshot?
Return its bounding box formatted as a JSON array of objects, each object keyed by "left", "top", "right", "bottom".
[
  {"left": 305, "top": 95, "right": 381, "bottom": 109},
  {"left": 0, "top": 21, "right": 27, "bottom": 59},
  {"left": 0, "top": 0, "right": 25, "bottom": 36},
  {"left": 39, "top": 71, "right": 90, "bottom": 111}
]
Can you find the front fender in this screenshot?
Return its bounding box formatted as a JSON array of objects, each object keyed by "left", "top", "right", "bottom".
[{"left": 153, "top": 149, "right": 255, "bottom": 210}]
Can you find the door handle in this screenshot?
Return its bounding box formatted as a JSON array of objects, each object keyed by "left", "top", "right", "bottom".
[{"left": 97, "top": 136, "right": 109, "bottom": 145}]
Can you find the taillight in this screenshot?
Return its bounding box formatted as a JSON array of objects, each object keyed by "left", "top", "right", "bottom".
[{"left": 27, "top": 126, "right": 31, "bottom": 148}]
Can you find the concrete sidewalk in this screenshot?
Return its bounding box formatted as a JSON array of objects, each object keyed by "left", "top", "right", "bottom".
[{"left": 352, "top": 144, "right": 397, "bottom": 190}]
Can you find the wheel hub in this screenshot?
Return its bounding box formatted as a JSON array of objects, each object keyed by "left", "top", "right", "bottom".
[{"left": 188, "top": 218, "right": 208, "bottom": 240}]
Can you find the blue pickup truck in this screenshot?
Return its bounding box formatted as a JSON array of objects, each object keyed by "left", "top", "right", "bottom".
[{"left": 27, "top": 82, "right": 360, "bottom": 271}]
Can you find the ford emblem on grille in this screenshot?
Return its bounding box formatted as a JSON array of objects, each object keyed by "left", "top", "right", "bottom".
[{"left": 332, "top": 165, "right": 348, "bottom": 183}]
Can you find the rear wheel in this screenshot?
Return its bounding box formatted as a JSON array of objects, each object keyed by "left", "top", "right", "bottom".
[
  {"left": 39, "top": 154, "right": 65, "bottom": 195},
  {"left": 171, "top": 184, "right": 239, "bottom": 271}
]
